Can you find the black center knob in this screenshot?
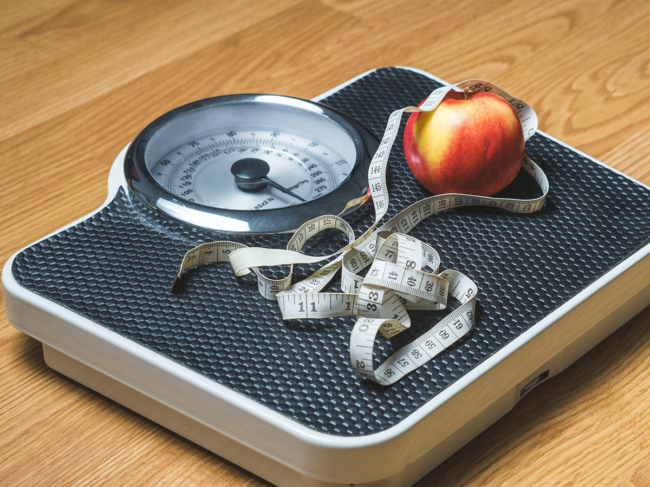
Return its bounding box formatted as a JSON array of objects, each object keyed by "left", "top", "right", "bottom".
[
  {"left": 230, "top": 157, "right": 307, "bottom": 202},
  {"left": 231, "top": 158, "right": 270, "bottom": 192}
]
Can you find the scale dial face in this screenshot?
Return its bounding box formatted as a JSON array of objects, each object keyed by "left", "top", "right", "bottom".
[
  {"left": 125, "top": 95, "right": 377, "bottom": 233},
  {"left": 152, "top": 131, "right": 353, "bottom": 211}
]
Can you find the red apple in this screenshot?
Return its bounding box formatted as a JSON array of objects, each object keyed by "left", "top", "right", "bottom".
[{"left": 403, "top": 91, "right": 524, "bottom": 196}]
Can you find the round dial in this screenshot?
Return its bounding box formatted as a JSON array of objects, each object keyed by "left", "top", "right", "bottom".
[
  {"left": 151, "top": 130, "right": 354, "bottom": 211},
  {"left": 125, "top": 94, "right": 377, "bottom": 234}
]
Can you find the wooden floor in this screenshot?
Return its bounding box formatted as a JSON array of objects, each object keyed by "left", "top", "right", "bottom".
[{"left": 2, "top": 0, "right": 650, "bottom": 485}]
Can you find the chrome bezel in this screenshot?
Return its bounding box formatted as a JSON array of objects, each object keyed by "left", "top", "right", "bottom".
[{"left": 124, "top": 94, "right": 377, "bottom": 234}]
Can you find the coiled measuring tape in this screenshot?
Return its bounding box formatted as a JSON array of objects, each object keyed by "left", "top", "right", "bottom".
[{"left": 171, "top": 79, "right": 548, "bottom": 385}]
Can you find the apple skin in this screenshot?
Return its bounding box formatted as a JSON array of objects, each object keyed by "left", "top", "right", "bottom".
[{"left": 403, "top": 91, "right": 524, "bottom": 196}]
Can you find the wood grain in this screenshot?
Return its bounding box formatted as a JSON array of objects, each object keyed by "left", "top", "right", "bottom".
[{"left": 2, "top": 0, "right": 650, "bottom": 485}]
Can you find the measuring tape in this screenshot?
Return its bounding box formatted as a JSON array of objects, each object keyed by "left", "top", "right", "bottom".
[{"left": 171, "top": 79, "right": 548, "bottom": 385}]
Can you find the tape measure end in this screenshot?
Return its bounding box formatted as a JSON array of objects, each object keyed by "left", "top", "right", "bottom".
[{"left": 170, "top": 275, "right": 181, "bottom": 293}]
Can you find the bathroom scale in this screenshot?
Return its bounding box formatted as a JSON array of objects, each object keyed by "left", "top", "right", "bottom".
[{"left": 4, "top": 67, "right": 650, "bottom": 487}]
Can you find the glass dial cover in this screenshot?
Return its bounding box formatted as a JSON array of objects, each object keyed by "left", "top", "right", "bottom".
[{"left": 125, "top": 94, "right": 377, "bottom": 233}]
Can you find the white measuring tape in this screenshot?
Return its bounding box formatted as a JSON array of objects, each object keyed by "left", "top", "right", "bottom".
[{"left": 171, "top": 79, "right": 548, "bottom": 385}]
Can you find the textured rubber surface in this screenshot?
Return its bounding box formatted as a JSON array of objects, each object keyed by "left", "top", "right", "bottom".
[{"left": 13, "top": 68, "right": 650, "bottom": 437}]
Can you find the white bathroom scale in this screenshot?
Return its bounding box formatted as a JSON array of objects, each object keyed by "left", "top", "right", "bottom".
[{"left": 4, "top": 67, "right": 650, "bottom": 487}]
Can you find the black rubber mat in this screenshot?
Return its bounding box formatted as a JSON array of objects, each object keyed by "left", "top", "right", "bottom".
[{"left": 12, "top": 68, "right": 650, "bottom": 436}]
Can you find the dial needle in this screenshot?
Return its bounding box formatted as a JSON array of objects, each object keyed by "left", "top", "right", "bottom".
[
  {"left": 260, "top": 177, "right": 306, "bottom": 202},
  {"left": 231, "top": 158, "right": 306, "bottom": 203}
]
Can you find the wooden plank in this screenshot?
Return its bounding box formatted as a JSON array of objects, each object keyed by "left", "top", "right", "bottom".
[
  {"left": 0, "top": 386, "right": 269, "bottom": 486},
  {"left": 0, "top": 0, "right": 304, "bottom": 142}
]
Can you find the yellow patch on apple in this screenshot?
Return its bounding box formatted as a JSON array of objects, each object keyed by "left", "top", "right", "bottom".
[{"left": 403, "top": 90, "right": 525, "bottom": 196}]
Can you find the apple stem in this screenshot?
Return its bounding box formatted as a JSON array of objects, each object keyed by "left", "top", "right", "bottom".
[{"left": 463, "top": 87, "right": 470, "bottom": 100}]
